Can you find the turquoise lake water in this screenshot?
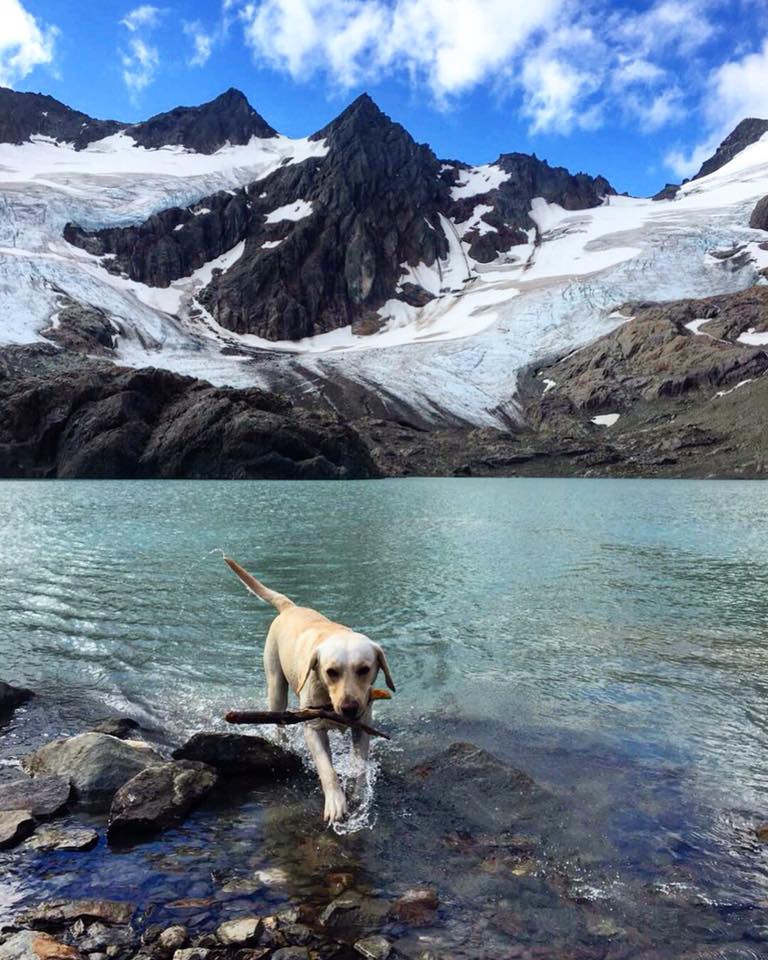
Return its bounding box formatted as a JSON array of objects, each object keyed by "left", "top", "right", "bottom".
[{"left": 2, "top": 478, "right": 768, "bottom": 957}]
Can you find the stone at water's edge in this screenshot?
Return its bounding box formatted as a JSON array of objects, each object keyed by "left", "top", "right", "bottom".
[
  {"left": 25, "top": 826, "right": 98, "bottom": 852},
  {"left": 0, "top": 680, "right": 34, "bottom": 718},
  {"left": 354, "top": 935, "right": 393, "bottom": 960},
  {"left": 108, "top": 760, "right": 218, "bottom": 841},
  {"left": 0, "top": 809, "right": 35, "bottom": 849},
  {"left": 17, "top": 900, "right": 135, "bottom": 927},
  {"left": 215, "top": 917, "right": 261, "bottom": 946},
  {"left": 23, "top": 733, "right": 163, "bottom": 811},
  {"left": 90, "top": 718, "right": 140, "bottom": 740},
  {"left": 0, "top": 931, "right": 82, "bottom": 960},
  {"left": 0, "top": 775, "right": 71, "bottom": 818},
  {"left": 172, "top": 732, "right": 302, "bottom": 778}
]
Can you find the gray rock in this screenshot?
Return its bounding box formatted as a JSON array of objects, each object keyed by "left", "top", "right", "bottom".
[
  {"left": 172, "top": 951, "right": 208, "bottom": 960},
  {"left": 23, "top": 734, "right": 163, "bottom": 811},
  {"left": 354, "top": 937, "right": 392, "bottom": 960},
  {"left": 319, "top": 892, "right": 390, "bottom": 938},
  {"left": 0, "top": 776, "right": 71, "bottom": 818},
  {"left": 77, "top": 925, "right": 135, "bottom": 955},
  {"left": 0, "top": 931, "right": 82, "bottom": 960},
  {"left": 172, "top": 733, "right": 301, "bottom": 778},
  {"left": 156, "top": 928, "right": 187, "bottom": 954},
  {"left": 107, "top": 761, "right": 218, "bottom": 841},
  {"left": 0, "top": 681, "right": 33, "bottom": 718},
  {"left": 17, "top": 900, "right": 134, "bottom": 927},
  {"left": 25, "top": 826, "right": 98, "bottom": 852},
  {"left": 0, "top": 810, "right": 35, "bottom": 849},
  {"left": 751, "top": 196, "right": 768, "bottom": 232},
  {"left": 270, "top": 950, "right": 309, "bottom": 960},
  {"left": 90, "top": 718, "right": 140, "bottom": 740},
  {"left": 215, "top": 918, "right": 261, "bottom": 946}
]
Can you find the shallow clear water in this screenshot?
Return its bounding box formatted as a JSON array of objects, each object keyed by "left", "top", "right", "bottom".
[{"left": 2, "top": 478, "right": 768, "bottom": 958}]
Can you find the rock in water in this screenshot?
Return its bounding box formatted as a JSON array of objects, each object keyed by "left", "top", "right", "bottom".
[
  {"left": 0, "top": 810, "right": 35, "bottom": 849},
  {"left": 751, "top": 195, "right": 768, "bottom": 231},
  {"left": 90, "top": 718, "right": 140, "bottom": 740},
  {"left": 17, "top": 900, "right": 134, "bottom": 927},
  {"left": 216, "top": 918, "right": 261, "bottom": 946},
  {"left": 172, "top": 732, "right": 302, "bottom": 778},
  {"left": 23, "top": 733, "right": 163, "bottom": 811},
  {"left": 0, "top": 680, "right": 34, "bottom": 718},
  {"left": 25, "top": 826, "right": 99, "bottom": 852},
  {"left": 0, "top": 775, "right": 71, "bottom": 818},
  {"left": 108, "top": 761, "right": 218, "bottom": 841},
  {"left": 0, "top": 931, "right": 83, "bottom": 960}
]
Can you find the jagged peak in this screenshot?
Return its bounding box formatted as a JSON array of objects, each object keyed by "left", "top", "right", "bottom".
[
  {"left": 310, "top": 93, "right": 402, "bottom": 142},
  {"left": 693, "top": 116, "right": 768, "bottom": 180}
]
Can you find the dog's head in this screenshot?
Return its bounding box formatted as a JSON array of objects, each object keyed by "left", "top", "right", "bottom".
[{"left": 297, "top": 633, "right": 395, "bottom": 720}]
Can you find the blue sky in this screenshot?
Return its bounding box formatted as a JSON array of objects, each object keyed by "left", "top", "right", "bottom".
[{"left": 2, "top": 0, "right": 768, "bottom": 196}]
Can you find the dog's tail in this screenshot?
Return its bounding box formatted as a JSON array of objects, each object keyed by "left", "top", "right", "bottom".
[{"left": 223, "top": 556, "right": 295, "bottom": 613}]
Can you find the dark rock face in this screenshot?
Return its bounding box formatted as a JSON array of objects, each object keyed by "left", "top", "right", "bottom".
[
  {"left": 750, "top": 195, "right": 768, "bottom": 231},
  {"left": 652, "top": 182, "right": 680, "bottom": 201},
  {"left": 90, "top": 717, "right": 140, "bottom": 740},
  {"left": 41, "top": 300, "right": 118, "bottom": 356},
  {"left": 693, "top": 118, "right": 768, "bottom": 180},
  {"left": 108, "top": 761, "right": 219, "bottom": 841},
  {"left": 0, "top": 349, "right": 378, "bottom": 480},
  {"left": 172, "top": 732, "right": 302, "bottom": 778},
  {"left": 0, "top": 680, "right": 33, "bottom": 717},
  {"left": 0, "top": 86, "right": 120, "bottom": 148},
  {"left": 127, "top": 88, "right": 276, "bottom": 153},
  {"left": 0, "top": 86, "right": 275, "bottom": 154}
]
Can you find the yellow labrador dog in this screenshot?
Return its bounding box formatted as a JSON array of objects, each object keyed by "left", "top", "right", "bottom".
[{"left": 224, "top": 557, "right": 395, "bottom": 822}]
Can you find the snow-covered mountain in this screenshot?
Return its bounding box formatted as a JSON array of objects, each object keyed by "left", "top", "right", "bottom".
[{"left": 0, "top": 85, "right": 767, "bottom": 440}]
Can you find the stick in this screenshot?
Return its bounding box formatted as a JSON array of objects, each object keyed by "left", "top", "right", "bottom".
[{"left": 224, "top": 708, "right": 391, "bottom": 740}]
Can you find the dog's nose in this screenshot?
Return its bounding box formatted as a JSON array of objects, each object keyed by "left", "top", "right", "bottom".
[{"left": 340, "top": 701, "right": 359, "bottom": 719}]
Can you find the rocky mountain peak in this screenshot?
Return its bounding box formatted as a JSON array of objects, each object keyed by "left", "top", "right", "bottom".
[
  {"left": 0, "top": 87, "right": 121, "bottom": 149},
  {"left": 127, "top": 88, "right": 277, "bottom": 153},
  {"left": 693, "top": 117, "right": 768, "bottom": 180}
]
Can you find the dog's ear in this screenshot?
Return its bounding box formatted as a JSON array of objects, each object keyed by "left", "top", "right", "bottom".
[
  {"left": 374, "top": 644, "right": 396, "bottom": 692},
  {"left": 297, "top": 649, "right": 319, "bottom": 693}
]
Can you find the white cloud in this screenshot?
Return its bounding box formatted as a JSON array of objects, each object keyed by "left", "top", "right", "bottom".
[
  {"left": 664, "top": 36, "right": 768, "bottom": 178},
  {"left": 0, "top": 0, "right": 58, "bottom": 88},
  {"left": 119, "top": 5, "right": 163, "bottom": 99},
  {"left": 121, "top": 4, "right": 162, "bottom": 33},
  {"left": 184, "top": 21, "right": 215, "bottom": 67}
]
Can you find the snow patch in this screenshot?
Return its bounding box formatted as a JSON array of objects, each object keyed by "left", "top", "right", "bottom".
[
  {"left": 264, "top": 200, "right": 313, "bottom": 223},
  {"left": 714, "top": 380, "right": 753, "bottom": 398},
  {"left": 450, "top": 164, "right": 509, "bottom": 201},
  {"left": 591, "top": 413, "right": 620, "bottom": 426},
  {"left": 737, "top": 327, "right": 768, "bottom": 346},
  {"left": 542, "top": 378, "right": 556, "bottom": 394}
]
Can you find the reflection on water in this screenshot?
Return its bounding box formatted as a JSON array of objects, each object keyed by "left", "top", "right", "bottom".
[{"left": 1, "top": 478, "right": 768, "bottom": 957}]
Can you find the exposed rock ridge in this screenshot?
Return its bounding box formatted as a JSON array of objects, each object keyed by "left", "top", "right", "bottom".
[{"left": 693, "top": 117, "right": 768, "bottom": 180}]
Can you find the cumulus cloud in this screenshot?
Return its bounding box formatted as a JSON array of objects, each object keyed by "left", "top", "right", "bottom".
[
  {"left": 184, "top": 21, "right": 215, "bottom": 67},
  {"left": 119, "top": 5, "right": 163, "bottom": 99},
  {"left": 227, "top": 0, "right": 718, "bottom": 136},
  {"left": 0, "top": 0, "right": 58, "bottom": 88}
]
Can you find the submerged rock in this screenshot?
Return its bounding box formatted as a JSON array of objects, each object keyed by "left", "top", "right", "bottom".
[
  {"left": 23, "top": 733, "right": 163, "bottom": 811},
  {"left": 354, "top": 936, "right": 392, "bottom": 960},
  {"left": 0, "top": 810, "right": 35, "bottom": 849},
  {"left": 0, "top": 775, "right": 71, "bottom": 819},
  {"left": 108, "top": 761, "right": 218, "bottom": 841},
  {"left": 172, "top": 732, "right": 301, "bottom": 779},
  {"left": 17, "top": 900, "right": 134, "bottom": 927},
  {"left": 0, "top": 680, "right": 34, "bottom": 718},
  {"left": 0, "top": 931, "right": 82, "bottom": 960},
  {"left": 25, "top": 826, "right": 98, "bottom": 852},
  {"left": 90, "top": 718, "right": 140, "bottom": 740}
]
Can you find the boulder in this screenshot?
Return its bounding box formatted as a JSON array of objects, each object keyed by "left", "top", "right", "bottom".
[
  {"left": 215, "top": 918, "right": 261, "bottom": 946},
  {"left": 354, "top": 937, "right": 392, "bottom": 960},
  {"left": 751, "top": 195, "right": 768, "bottom": 232},
  {"left": 0, "top": 810, "right": 35, "bottom": 849},
  {"left": 90, "top": 718, "right": 140, "bottom": 740},
  {"left": 155, "top": 928, "right": 187, "bottom": 954},
  {"left": 270, "top": 951, "right": 309, "bottom": 960},
  {"left": 172, "top": 732, "right": 301, "bottom": 779},
  {"left": 0, "top": 932, "right": 82, "bottom": 960},
  {"left": 25, "top": 826, "right": 98, "bottom": 852},
  {"left": 17, "top": 901, "right": 134, "bottom": 927},
  {"left": 23, "top": 734, "right": 163, "bottom": 811},
  {"left": 107, "top": 761, "right": 218, "bottom": 841},
  {"left": 0, "top": 681, "right": 34, "bottom": 718},
  {"left": 0, "top": 776, "right": 71, "bottom": 818}
]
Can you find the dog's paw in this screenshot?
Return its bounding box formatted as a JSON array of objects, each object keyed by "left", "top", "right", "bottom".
[{"left": 324, "top": 786, "right": 348, "bottom": 823}]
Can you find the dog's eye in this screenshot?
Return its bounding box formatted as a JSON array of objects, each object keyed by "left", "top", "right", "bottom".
[
  {"left": 356, "top": 666, "right": 370, "bottom": 676},
  {"left": 326, "top": 668, "right": 340, "bottom": 680}
]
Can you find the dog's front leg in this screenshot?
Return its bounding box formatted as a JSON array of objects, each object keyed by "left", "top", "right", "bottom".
[{"left": 304, "top": 724, "right": 347, "bottom": 822}]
